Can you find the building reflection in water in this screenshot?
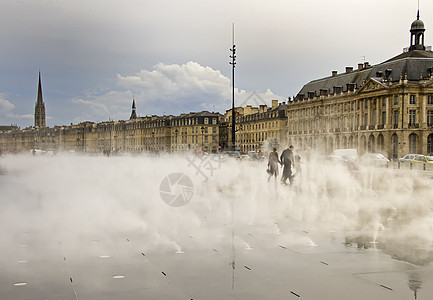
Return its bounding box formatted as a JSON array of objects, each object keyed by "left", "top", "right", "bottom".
[{"left": 344, "top": 233, "right": 432, "bottom": 299}]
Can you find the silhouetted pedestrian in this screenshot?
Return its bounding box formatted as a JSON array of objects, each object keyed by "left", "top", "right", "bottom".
[
  {"left": 267, "top": 147, "right": 280, "bottom": 182},
  {"left": 280, "top": 145, "right": 295, "bottom": 185}
]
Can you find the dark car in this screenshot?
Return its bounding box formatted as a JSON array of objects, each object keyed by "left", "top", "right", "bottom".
[{"left": 226, "top": 151, "right": 241, "bottom": 159}]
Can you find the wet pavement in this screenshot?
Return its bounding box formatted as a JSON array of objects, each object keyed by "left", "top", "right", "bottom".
[{"left": 1, "top": 155, "right": 433, "bottom": 299}]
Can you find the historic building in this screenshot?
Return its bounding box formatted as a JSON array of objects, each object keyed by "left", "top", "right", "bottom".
[
  {"left": 288, "top": 10, "right": 433, "bottom": 159},
  {"left": 225, "top": 100, "right": 288, "bottom": 152},
  {"left": 34, "top": 72, "right": 46, "bottom": 128}
]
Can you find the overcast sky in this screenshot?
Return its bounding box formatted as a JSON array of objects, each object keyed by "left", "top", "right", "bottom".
[{"left": 0, "top": 0, "right": 431, "bottom": 128}]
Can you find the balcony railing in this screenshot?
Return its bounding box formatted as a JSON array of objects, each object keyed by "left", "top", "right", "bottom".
[
  {"left": 408, "top": 123, "right": 419, "bottom": 129},
  {"left": 377, "top": 124, "right": 384, "bottom": 129},
  {"left": 359, "top": 126, "right": 366, "bottom": 130}
]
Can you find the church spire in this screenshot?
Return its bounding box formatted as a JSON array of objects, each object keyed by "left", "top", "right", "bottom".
[
  {"left": 130, "top": 97, "right": 137, "bottom": 120},
  {"left": 34, "top": 71, "right": 46, "bottom": 128}
]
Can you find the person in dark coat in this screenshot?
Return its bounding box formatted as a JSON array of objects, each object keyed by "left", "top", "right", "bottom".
[
  {"left": 280, "top": 145, "right": 295, "bottom": 185},
  {"left": 267, "top": 147, "right": 280, "bottom": 182}
]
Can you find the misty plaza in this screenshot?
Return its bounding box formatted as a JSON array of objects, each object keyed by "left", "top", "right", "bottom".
[
  {"left": 1, "top": 147, "right": 433, "bottom": 299},
  {"left": 3, "top": 7, "right": 433, "bottom": 300}
]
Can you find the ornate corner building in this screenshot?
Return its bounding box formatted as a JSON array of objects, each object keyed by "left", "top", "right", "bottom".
[{"left": 288, "top": 10, "right": 433, "bottom": 158}]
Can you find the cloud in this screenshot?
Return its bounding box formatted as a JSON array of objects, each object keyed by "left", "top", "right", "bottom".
[
  {"left": 70, "top": 61, "right": 286, "bottom": 123},
  {"left": 116, "top": 61, "right": 285, "bottom": 116},
  {"left": 0, "top": 96, "right": 15, "bottom": 118},
  {"left": 72, "top": 91, "right": 129, "bottom": 122},
  {"left": 0, "top": 95, "right": 33, "bottom": 124}
]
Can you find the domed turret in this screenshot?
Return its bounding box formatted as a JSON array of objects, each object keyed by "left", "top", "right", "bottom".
[
  {"left": 409, "top": 10, "right": 426, "bottom": 51},
  {"left": 411, "top": 18, "right": 425, "bottom": 31}
]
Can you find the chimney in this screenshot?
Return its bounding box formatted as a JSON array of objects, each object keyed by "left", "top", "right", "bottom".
[
  {"left": 364, "top": 62, "right": 369, "bottom": 68},
  {"left": 272, "top": 99, "right": 278, "bottom": 109},
  {"left": 346, "top": 66, "right": 353, "bottom": 73},
  {"left": 332, "top": 70, "right": 338, "bottom": 77},
  {"left": 358, "top": 63, "right": 363, "bottom": 70}
]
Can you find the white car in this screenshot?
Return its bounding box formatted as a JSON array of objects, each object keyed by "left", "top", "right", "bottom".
[
  {"left": 360, "top": 153, "right": 390, "bottom": 167},
  {"left": 398, "top": 154, "right": 422, "bottom": 163}
]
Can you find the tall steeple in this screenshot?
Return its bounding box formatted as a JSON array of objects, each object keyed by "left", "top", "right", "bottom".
[
  {"left": 130, "top": 97, "right": 137, "bottom": 120},
  {"left": 409, "top": 4, "right": 426, "bottom": 51},
  {"left": 34, "top": 72, "right": 46, "bottom": 128}
]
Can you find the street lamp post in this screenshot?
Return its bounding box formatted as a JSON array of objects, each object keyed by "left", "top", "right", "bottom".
[
  {"left": 201, "top": 126, "right": 205, "bottom": 153},
  {"left": 175, "top": 129, "right": 178, "bottom": 152},
  {"left": 229, "top": 27, "right": 236, "bottom": 151}
]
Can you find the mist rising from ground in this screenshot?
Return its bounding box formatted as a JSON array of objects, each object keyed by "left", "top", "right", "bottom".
[{"left": 0, "top": 153, "right": 432, "bottom": 264}]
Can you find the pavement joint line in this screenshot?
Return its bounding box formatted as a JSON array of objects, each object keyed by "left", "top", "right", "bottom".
[
  {"left": 380, "top": 284, "right": 393, "bottom": 291},
  {"left": 290, "top": 290, "right": 301, "bottom": 297}
]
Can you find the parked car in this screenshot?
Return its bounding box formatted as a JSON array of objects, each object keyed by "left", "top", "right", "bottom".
[
  {"left": 324, "top": 154, "right": 358, "bottom": 170},
  {"left": 426, "top": 152, "right": 433, "bottom": 156},
  {"left": 226, "top": 151, "right": 241, "bottom": 159},
  {"left": 398, "top": 154, "right": 422, "bottom": 163},
  {"left": 333, "top": 148, "right": 358, "bottom": 160},
  {"left": 411, "top": 155, "right": 433, "bottom": 164},
  {"left": 359, "top": 153, "right": 390, "bottom": 167}
]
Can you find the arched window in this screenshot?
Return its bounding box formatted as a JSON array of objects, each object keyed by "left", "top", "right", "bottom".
[
  {"left": 428, "top": 134, "right": 433, "bottom": 154},
  {"left": 409, "top": 133, "right": 417, "bottom": 153}
]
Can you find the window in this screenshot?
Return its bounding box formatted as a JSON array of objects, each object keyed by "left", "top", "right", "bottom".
[
  {"left": 409, "top": 110, "right": 416, "bottom": 125},
  {"left": 382, "top": 97, "right": 387, "bottom": 107},
  {"left": 204, "top": 136, "right": 208, "bottom": 143},
  {"left": 429, "top": 95, "right": 433, "bottom": 105},
  {"left": 212, "top": 118, "right": 217, "bottom": 124},
  {"left": 212, "top": 127, "right": 216, "bottom": 134},
  {"left": 428, "top": 111, "right": 433, "bottom": 127},
  {"left": 204, "top": 118, "right": 209, "bottom": 124},
  {"left": 393, "top": 110, "right": 399, "bottom": 125},
  {"left": 409, "top": 134, "right": 417, "bottom": 153},
  {"left": 364, "top": 113, "right": 368, "bottom": 126},
  {"left": 382, "top": 111, "right": 386, "bottom": 125},
  {"left": 410, "top": 95, "right": 416, "bottom": 105},
  {"left": 394, "top": 95, "right": 399, "bottom": 105}
]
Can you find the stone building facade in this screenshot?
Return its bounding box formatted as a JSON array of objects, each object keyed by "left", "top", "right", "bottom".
[
  {"left": 225, "top": 100, "right": 288, "bottom": 152},
  {"left": 288, "top": 11, "right": 433, "bottom": 159}
]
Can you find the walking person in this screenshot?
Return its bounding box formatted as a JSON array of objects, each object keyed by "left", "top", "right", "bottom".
[
  {"left": 294, "top": 151, "right": 302, "bottom": 178},
  {"left": 280, "top": 145, "right": 295, "bottom": 185},
  {"left": 267, "top": 147, "right": 280, "bottom": 182}
]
